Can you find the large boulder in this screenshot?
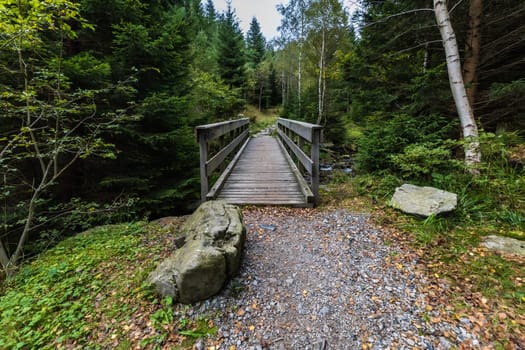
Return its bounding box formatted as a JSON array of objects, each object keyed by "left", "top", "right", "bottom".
[
  {"left": 390, "top": 184, "right": 457, "bottom": 217},
  {"left": 147, "top": 200, "right": 245, "bottom": 303}
]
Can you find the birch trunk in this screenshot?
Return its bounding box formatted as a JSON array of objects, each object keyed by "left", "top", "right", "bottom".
[
  {"left": 298, "top": 45, "right": 303, "bottom": 116},
  {"left": 317, "top": 28, "right": 326, "bottom": 124},
  {"left": 462, "top": 0, "right": 483, "bottom": 106},
  {"left": 282, "top": 70, "right": 286, "bottom": 107},
  {"left": 434, "top": 0, "right": 481, "bottom": 173}
]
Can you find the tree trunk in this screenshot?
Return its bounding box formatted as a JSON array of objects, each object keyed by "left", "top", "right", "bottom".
[
  {"left": 434, "top": 0, "right": 481, "bottom": 174},
  {"left": 317, "top": 28, "right": 326, "bottom": 125},
  {"left": 258, "top": 84, "right": 264, "bottom": 111},
  {"left": 0, "top": 240, "right": 9, "bottom": 271},
  {"left": 298, "top": 47, "right": 303, "bottom": 116},
  {"left": 282, "top": 70, "right": 286, "bottom": 106},
  {"left": 462, "top": 0, "right": 483, "bottom": 106},
  {"left": 423, "top": 42, "right": 430, "bottom": 72},
  {"left": 9, "top": 186, "right": 40, "bottom": 270}
]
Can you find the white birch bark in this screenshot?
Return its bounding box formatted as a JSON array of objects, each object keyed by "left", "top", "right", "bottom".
[
  {"left": 317, "top": 28, "right": 326, "bottom": 124},
  {"left": 434, "top": 0, "right": 481, "bottom": 173},
  {"left": 298, "top": 47, "right": 303, "bottom": 115}
]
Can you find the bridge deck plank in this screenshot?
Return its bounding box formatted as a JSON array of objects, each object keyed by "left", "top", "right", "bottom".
[{"left": 216, "top": 136, "right": 311, "bottom": 207}]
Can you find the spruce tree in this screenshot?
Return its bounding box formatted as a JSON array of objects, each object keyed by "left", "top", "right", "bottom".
[
  {"left": 217, "top": 2, "right": 246, "bottom": 88},
  {"left": 246, "top": 17, "right": 266, "bottom": 66}
]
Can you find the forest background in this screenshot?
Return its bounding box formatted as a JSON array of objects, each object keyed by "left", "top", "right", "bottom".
[{"left": 0, "top": 0, "right": 524, "bottom": 271}]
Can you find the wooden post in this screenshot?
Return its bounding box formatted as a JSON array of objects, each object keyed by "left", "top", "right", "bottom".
[
  {"left": 297, "top": 137, "right": 305, "bottom": 172},
  {"left": 198, "top": 131, "right": 208, "bottom": 202},
  {"left": 311, "top": 128, "right": 321, "bottom": 205}
]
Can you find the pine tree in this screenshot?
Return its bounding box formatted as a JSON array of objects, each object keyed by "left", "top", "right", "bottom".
[
  {"left": 217, "top": 2, "right": 246, "bottom": 88},
  {"left": 246, "top": 17, "right": 266, "bottom": 66}
]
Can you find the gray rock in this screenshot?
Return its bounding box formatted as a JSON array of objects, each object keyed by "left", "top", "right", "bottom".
[
  {"left": 482, "top": 235, "right": 525, "bottom": 256},
  {"left": 319, "top": 305, "right": 331, "bottom": 317},
  {"left": 390, "top": 184, "right": 457, "bottom": 217},
  {"left": 147, "top": 200, "right": 246, "bottom": 303}
]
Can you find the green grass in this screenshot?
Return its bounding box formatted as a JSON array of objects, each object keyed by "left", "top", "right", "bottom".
[
  {"left": 243, "top": 105, "right": 279, "bottom": 134},
  {"left": 0, "top": 219, "right": 217, "bottom": 349}
]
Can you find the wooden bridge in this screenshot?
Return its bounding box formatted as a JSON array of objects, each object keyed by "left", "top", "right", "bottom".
[{"left": 195, "top": 118, "right": 322, "bottom": 207}]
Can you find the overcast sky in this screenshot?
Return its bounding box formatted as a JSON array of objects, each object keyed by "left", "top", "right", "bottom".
[
  {"left": 211, "top": 0, "right": 285, "bottom": 40},
  {"left": 211, "top": 0, "right": 359, "bottom": 41}
]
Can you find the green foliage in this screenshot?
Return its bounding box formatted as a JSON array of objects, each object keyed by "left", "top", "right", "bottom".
[
  {"left": 189, "top": 69, "right": 245, "bottom": 121},
  {"left": 217, "top": 3, "right": 246, "bottom": 88},
  {"left": 390, "top": 142, "right": 458, "bottom": 179},
  {"left": 246, "top": 17, "right": 266, "bottom": 66},
  {"left": 0, "top": 0, "right": 128, "bottom": 269},
  {"left": 355, "top": 113, "right": 454, "bottom": 173},
  {"left": 62, "top": 53, "right": 112, "bottom": 88},
  {"left": 354, "top": 173, "right": 403, "bottom": 201},
  {"left": 0, "top": 223, "right": 149, "bottom": 349}
]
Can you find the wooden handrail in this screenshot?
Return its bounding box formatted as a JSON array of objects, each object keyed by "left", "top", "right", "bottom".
[
  {"left": 195, "top": 118, "right": 250, "bottom": 201},
  {"left": 277, "top": 118, "right": 322, "bottom": 205}
]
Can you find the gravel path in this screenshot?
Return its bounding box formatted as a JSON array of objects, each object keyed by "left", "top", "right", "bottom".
[{"left": 182, "top": 207, "right": 481, "bottom": 350}]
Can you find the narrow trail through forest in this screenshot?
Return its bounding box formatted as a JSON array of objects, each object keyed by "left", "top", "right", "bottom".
[{"left": 182, "top": 207, "right": 482, "bottom": 349}]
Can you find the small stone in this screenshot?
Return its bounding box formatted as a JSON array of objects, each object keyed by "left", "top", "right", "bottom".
[
  {"left": 259, "top": 224, "right": 277, "bottom": 231},
  {"left": 195, "top": 340, "right": 205, "bottom": 350},
  {"left": 314, "top": 340, "right": 328, "bottom": 350},
  {"left": 439, "top": 337, "right": 452, "bottom": 350},
  {"left": 459, "top": 317, "right": 471, "bottom": 325},
  {"left": 320, "top": 306, "right": 331, "bottom": 316}
]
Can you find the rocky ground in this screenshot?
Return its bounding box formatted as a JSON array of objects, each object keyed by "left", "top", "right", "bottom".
[{"left": 174, "top": 207, "right": 485, "bottom": 350}]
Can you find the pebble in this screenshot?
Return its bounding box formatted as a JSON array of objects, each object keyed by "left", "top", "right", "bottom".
[{"left": 175, "top": 209, "right": 481, "bottom": 349}]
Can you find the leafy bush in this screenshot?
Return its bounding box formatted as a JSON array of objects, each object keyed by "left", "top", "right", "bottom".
[
  {"left": 355, "top": 113, "right": 454, "bottom": 172},
  {"left": 390, "top": 142, "right": 458, "bottom": 180}
]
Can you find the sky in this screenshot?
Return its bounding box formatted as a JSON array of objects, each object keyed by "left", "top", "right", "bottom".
[
  {"left": 211, "top": 0, "right": 359, "bottom": 41},
  {"left": 211, "top": 0, "right": 285, "bottom": 40}
]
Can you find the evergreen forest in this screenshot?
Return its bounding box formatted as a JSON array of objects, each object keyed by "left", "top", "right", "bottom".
[{"left": 1, "top": 0, "right": 524, "bottom": 336}]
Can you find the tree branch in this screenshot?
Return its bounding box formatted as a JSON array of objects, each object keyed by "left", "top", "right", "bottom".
[{"left": 361, "top": 8, "right": 434, "bottom": 28}]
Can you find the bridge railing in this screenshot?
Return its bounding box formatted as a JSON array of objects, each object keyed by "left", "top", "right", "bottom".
[
  {"left": 195, "top": 118, "right": 250, "bottom": 201},
  {"left": 276, "top": 118, "right": 322, "bottom": 205}
]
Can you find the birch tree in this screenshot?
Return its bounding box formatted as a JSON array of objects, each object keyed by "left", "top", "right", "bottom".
[
  {"left": 434, "top": 0, "right": 481, "bottom": 173},
  {"left": 306, "top": 0, "right": 349, "bottom": 124},
  {"left": 278, "top": 0, "right": 310, "bottom": 116}
]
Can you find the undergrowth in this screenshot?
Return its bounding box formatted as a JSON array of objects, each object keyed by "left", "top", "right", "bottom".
[
  {"left": 244, "top": 105, "right": 278, "bottom": 134},
  {"left": 0, "top": 220, "right": 215, "bottom": 349}
]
